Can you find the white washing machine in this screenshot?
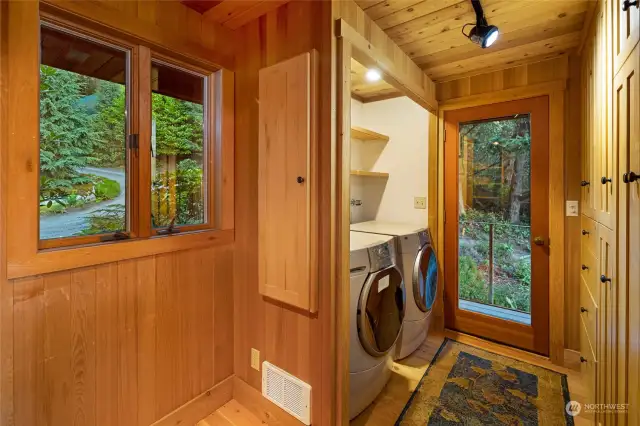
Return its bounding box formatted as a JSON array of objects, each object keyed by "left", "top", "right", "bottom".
[
  {"left": 351, "top": 221, "right": 438, "bottom": 360},
  {"left": 349, "top": 231, "right": 405, "bottom": 420}
]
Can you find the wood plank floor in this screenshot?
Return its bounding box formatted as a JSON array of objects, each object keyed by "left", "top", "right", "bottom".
[
  {"left": 197, "top": 399, "right": 265, "bottom": 425},
  {"left": 351, "top": 329, "right": 591, "bottom": 425}
]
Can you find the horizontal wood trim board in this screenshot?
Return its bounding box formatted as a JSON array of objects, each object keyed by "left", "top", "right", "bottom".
[
  {"left": 336, "top": 18, "right": 438, "bottom": 112},
  {"left": 8, "top": 229, "right": 234, "bottom": 279},
  {"left": 439, "top": 80, "right": 567, "bottom": 110},
  {"left": 152, "top": 375, "right": 234, "bottom": 426}
]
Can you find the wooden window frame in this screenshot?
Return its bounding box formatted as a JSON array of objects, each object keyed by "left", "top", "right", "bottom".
[{"left": 5, "top": 3, "right": 234, "bottom": 279}]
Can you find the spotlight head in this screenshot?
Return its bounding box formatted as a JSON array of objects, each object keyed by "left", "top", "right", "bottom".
[{"left": 463, "top": 0, "right": 499, "bottom": 48}]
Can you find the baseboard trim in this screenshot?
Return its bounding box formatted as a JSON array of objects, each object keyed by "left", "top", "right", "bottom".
[
  {"left": 152, "top": 375, "right": 234, "bottom": 426},
  {"left": 233, "top": 376, "right": 301, "bottom": 426}
]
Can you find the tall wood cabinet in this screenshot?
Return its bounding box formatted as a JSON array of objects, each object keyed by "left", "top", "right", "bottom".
[{"left": 581, "top": 0, "right": 639, "bottom": 424}]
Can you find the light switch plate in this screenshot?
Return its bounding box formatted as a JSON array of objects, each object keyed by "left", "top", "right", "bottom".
[
  {"left": 251, "top": 348, "right": 261, "bottom": 371},
  {"left": 566, "top": 200, "right": 579, "bottom": 217},
  {"left": 414, "top": 196, "right": 427, "bottom": 209}
]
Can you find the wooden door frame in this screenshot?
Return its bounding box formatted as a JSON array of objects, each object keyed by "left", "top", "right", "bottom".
[
  {"left": 443, "top": 97, "right": 550, "bottom": 356},
  {"left": 438, "top": 82, "right": 566, "bottom": 365},
  {"left": 334, "top": 18, "right": 439, "bottom": 424}
]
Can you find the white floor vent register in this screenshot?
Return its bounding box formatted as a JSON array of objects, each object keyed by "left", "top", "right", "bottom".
[{"left": 262, "top": 361, "right": 311, "bottom": 425}]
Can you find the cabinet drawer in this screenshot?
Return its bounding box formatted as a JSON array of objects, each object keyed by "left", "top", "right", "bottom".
[
  {"left": 579, "top": 317, "right": 597, "bottom": 408},
  {"left": 580, "top": 248, "right": 599, "bottom": 306},
  {"left": 581, "top": 215, "right": 599, "bottom": 260},
  {"left": 580, "top": 276, "right": 599, "bottom": 353}
]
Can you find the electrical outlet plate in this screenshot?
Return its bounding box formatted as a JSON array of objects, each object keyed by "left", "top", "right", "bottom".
[
  {"left": 414, "top": 196, "right": 427, "bottom": 209},
  {"left": 251, "top": 348, "right": 260, "bottom": 371},
  {"left": 566, "top": 200, "right": 579, "bottom": 217}
]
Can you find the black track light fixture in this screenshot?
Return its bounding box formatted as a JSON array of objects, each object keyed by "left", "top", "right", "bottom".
[{"left": 462, "top": 0, "right": 499, "bottom": 48}]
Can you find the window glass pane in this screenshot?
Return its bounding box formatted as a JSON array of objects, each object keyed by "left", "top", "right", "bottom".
[
  {"left": 151, "top": 61, "right": 206, "bottom": 228},
  {"left": 39, "top": 24, "right": 128, "bottom": 240}
]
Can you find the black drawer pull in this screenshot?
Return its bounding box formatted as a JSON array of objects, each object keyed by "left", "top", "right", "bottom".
[
  {"left": 623, "top": 0, "right": 638, "bottom": 11},
  {"left": 581, "top": 264, "right": 589, "bottom": 271},
  {"left": 601, "top": 176, "right": 612, "bottom": 184},
  {"left": 623, "top": 171, "right": 638, "bottom": 183},
  {"left": 297, "top": 176, "right": 305, "bottom": 184},
  {"left": 600, "top": 275, "right": 612, "bottom": 284},
  {"left": 581, "top": 307, "right": 588, "bottom": 313},
  {"left": 580, "top": 356, "right": 588, "bottom": 363},
  {"left": 581, "top": 180, "right": 590, "bottom": 187},
  {"left": 582, "top": 230, "right": 590, "bottom": 236}
]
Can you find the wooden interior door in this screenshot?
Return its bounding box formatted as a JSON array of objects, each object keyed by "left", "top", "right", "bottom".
[
  {"left": 613, "top": 0, "right": 640, "bottom": 73},
  {"left": 258, "top": 51, "right": 318, "bottom": 312},
  {"left": 444, "top": 97, "right": 550, "bottom": 355}
]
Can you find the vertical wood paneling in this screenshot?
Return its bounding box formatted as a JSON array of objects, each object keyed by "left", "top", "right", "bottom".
[
  {"left": 136, "top": 256, "right": 156, "bottom": 426},
  {"left": 117, "top": 260, "right": 139, "bottom": 425},
  {"left": 213, "top": 247, "right": 233, "bottom": 383},
  {"left": 70, "top": 268, "right": 96, "bottom": 426},
  {"left": 95, "top": 263, "right": 118, "bottom": 426}
]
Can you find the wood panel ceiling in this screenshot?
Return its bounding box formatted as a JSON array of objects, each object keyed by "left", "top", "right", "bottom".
[
  {"left": 180, "top": 0, "right": 291, "bottom": 29},
  {"left": 355, "top": 0, "right": 594, "bottom": 82},
  {"left": 351, "top": 58, "right": 404, "bottom": 102}
]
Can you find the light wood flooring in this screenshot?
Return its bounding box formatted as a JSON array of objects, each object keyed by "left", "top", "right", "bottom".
[
  {"left": 351, "top": 329, "right": 591, "bottom": 426},
  {"left": 197, "top": 399, "right": 265, "bottom": 425}
]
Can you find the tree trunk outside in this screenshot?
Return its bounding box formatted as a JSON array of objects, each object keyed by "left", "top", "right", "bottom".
[{"left": 509, "top": 152, "right": 527, "bottom": 224}]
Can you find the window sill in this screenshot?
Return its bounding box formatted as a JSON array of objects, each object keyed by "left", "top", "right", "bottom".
[{"left": 8, "top": 228, "right": 234, "bottom": 279}]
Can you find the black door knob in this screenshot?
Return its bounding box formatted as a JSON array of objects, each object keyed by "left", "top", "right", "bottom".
[
  {"left": 601, "top": 176, "right": 612, "bottom": 184},
  {"left": 623, "top": 0, "right": 638, "bottom": 11},
  {"left": 623, "top": 171, "right": 638, "bottom": 183},
  {"left": 582, "top": 264, "right": 589, "bottom": 271},
  {"left": 580, "top": 356, "right": 588, "bottom": 363},
  {"left": 581, "top": 307, "right": 588, "bottom": 313},
  {"left": 581, "top": 180, "right": 591, "bottom": 187},
  {"left": 582, "top": 230, "right": 590, "bottom": 236},
  {"left": 600, "top": 275, "right": 612, "bottom": 284},
  {"left": 297, "top": 176, "right": 305, "bottom": 184}
]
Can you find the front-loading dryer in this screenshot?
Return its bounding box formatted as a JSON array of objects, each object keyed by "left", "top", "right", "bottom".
[
  {"left": 351, "top": 221, "right": 438, "bottom": 360},
  {"left": 349, "top": 231, "right": 405, "bottom": 420}
]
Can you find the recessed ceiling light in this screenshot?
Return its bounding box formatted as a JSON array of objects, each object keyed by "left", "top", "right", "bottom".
[
  {"left": 365, "top": 69, "right": 382, "bottom": 82},
  {"left": 462, "top": 0, "right": 499, "bottom": 48}
]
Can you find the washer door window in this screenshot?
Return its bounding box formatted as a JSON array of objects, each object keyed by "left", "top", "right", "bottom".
[
  {"left": 413, "top": 245, "right": 438, "bottom": 312},
  {"left": 358, "top": 266, "right": 405, "bottom": 357}
]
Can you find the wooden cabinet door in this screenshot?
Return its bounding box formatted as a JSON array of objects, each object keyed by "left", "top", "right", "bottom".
[
  {"left": 258, "top": 51, "right": 318, "bottom": 313},
  {"left": 613, "top": 0, "right": 639, "bottom": 74},
  {"left": 582, "top": 40, "right": 597, "bottom": 219},
  {"left": 597, "top": 224, "right": 619, "bottom": 426},
  {"left": 617, "top": 45, "right": 639, "bottom": 425}
]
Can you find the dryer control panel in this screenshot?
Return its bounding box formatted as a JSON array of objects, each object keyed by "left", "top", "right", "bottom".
[{"left": 368, "top": 242, "right": 395, "bottom": 272}]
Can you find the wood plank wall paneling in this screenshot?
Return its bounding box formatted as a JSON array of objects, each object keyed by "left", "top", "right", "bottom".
[
  {"left": 437, "top": 56, "right": 582, "bottom": 353},
  {"left": 11, "top": 246, "right": 233, "bottom": 426},
  {"left": 1, "top": 3, "right": 237, "bottom": 424},
  {"left": 234, "top": 1, "right": 334, "bottom": 425}
]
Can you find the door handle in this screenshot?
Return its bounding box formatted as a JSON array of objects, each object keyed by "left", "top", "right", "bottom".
[
  {"left": 533, "top": 236, "right": 545, "bottom": 246},
  {"left": 582, "top": 229, "right": 590, "bottom": 236},
  {"left": 297, "top": 176, "right": 305, "bottom": 184},
  {"left": 600, "top": 275, "right": 612, "bottom": 284},
  {"left": 623, "top": 0, "right": 638, "bottom": 11},
  {"left": 581, "top": 264, "right": 589, "bottom": 271},
  {"left": 623, "top": 171, "right": 638, "bottom": 183},
  {"left": 581, "top": 180, "right": 590, "bottom": 187},
  {"left": 601, "top": 176, "right": 612, "bottom": 184}
]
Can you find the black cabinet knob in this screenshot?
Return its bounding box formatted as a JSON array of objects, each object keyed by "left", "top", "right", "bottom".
[
  {"left": 582, "top": 230, "right": 590, "bottom": 236},
  {"left": 581, "top": 180, "right": 590, "bottom": 187},
  {"left": 581, "top": 264, "right": 589, "bottom": 271},
  {"left": 581, "top": 307, "right": 588, "bottom": 313},
  {"left": 623, "top": 171, "right": 638, "bottom": 184},
  {"left": 580, "top": 356, "right": 588, "bottom": 363},
  {"left": 297, "top": 176, "right": 305, "bottom": 184},
  {"left": 600, "top": 275, "right": 612, "bottom": 284},
  {"left": 601, "top": 176, "right": 612, "bottom": 184},
  {"left": 623, "top": 0, "right": 638, "bottom": 11}
]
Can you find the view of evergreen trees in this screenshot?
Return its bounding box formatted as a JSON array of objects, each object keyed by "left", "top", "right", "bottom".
[{"left": 39, "top": 64, "right": 205, "bottom": 237}]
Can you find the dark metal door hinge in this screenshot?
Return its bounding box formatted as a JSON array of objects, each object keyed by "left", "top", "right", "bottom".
[{"left": 129, "top": 134, "right": 139, "bottom": 150}]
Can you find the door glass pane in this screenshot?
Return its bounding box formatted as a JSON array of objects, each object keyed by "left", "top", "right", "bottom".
[
  {"left": 151, "top": 61, "right": 206, "bottom": 229},
  {"left": 39, "top": 24, "right": 128, "bottom": 240},
  {"left": 457, "top": 115, "right": 532, "bottom": 325}
]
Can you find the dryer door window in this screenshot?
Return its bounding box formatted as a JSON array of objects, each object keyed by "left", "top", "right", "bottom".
[
  {"left": 413, "top": 245, "right": 438, "bottom": 312},
  {"left": 358, "top": 266, "right": 405, "bottom": 357}
]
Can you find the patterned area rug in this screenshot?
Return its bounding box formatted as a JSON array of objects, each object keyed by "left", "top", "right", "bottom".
[{"left": 396, "top": 339, "right": 573, "bottom": 425}]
